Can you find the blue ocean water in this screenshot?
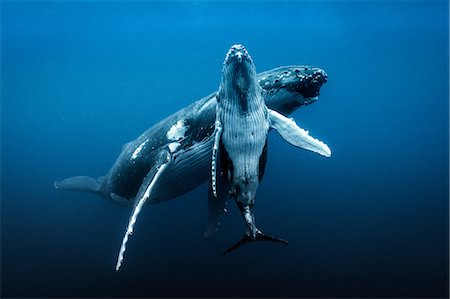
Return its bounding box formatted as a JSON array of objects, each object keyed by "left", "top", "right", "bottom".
[{"left": 1, "top": 1, "right": 449, "bottom": 298}]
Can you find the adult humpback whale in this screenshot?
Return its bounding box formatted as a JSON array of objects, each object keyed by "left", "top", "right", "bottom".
[
  {"left": 55, "top": 65, "right": 327, "bottom": 206},
  {"left": 54, "top": 64, "right": 328, "bottom": 270},
  {"left": 211, "top": 45, "right": 331, "bottom": 254}
]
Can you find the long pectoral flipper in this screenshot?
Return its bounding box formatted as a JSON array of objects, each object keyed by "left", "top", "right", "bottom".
[
  {"left": 206, "top": 131, "right": 232, "bottom": 238},
  {"left": 211, "top": 120, "right": 223, "bottom": 197},
  {"left": 115, "top": 150, "right": 171, "bottom": 271},
  {"left": 268, "top": 109, "right": 331, "bottom": 157},
  {"left": 204, "top": 184, "right": 228, "bottom": 238}
]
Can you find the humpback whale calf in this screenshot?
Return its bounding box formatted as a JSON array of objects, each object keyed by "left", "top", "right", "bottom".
[
  {"left": 54, "top": 64, "right": 328, "bottom": 270},
  {"left": 211, "top": 45, "right": 331, "bottom": 254}
]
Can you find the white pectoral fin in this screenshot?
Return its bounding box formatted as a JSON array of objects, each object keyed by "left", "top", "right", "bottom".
[
  {"left": 115, "top": 150, "right": 171, "bottom": 271},
  {"left": 205, "top": 182, "right": 229, "bottom": 238},
  {"left": 268, "top": 109, "right": 331, "bottom": 158},
  {"left": 211, "top": 120, "right": 223, "bottom": 197}
]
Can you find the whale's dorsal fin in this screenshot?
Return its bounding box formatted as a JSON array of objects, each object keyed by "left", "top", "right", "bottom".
[
  {"left": 122, "top": 141, "right": 133, "bottom": 151},
  {"left": 268, "top": 109, "right": 331, "bottom": 157},
  {"left": 115, "top": 149, "right": 171, "bottom": 271}
]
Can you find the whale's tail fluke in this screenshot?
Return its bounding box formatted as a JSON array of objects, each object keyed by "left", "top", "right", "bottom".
[
  {"left": 54, "top": 175, "right": 106, "bottom": 194},
  {"left": 223, "top": 230, "right": 289, "bottom": 255}
]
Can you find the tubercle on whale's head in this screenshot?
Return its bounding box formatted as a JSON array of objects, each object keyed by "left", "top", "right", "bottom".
[
  {"left": 223, "top": 44, "right": 254, "bottom": 66},
  {"left": 221, "top": 44, "right": 256, "bottom": 79},
  {"left": 258, "top": 66, "right": 328, "bottom": 114}
]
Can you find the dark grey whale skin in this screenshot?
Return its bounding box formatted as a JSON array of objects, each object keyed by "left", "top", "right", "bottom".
[{"left": 55, "top": 65, "right": 327, "bottom": 205}]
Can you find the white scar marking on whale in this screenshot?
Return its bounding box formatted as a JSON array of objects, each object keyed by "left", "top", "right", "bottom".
[
  {"left": 131, "top": 140, "right": 148, "bottom": 159},
  {"left": 168, "top": 142, "right": 180, "bottom": 153},
  {"left": 167, "top": 119, "right": 189, "bottom": 141}
]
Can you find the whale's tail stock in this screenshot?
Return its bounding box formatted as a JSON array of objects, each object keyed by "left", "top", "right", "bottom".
[{"left": 54, "top": 175, "right": 106, "bottom": 194}]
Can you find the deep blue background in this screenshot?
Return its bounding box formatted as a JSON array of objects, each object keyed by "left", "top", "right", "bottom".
[{"left": 1, "top": 1, "right": 449, "bottom": 298}]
